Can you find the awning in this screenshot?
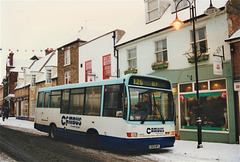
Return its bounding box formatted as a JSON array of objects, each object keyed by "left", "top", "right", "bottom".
[{"left": 4, "top": 94, "right": 15, "bottom": 101}]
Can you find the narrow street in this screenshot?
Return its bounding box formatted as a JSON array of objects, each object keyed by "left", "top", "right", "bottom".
[{"left": 0, "top": 125, "right": 155, "bottom": 162}]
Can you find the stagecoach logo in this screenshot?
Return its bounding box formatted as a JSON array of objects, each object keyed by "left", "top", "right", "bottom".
[
  {"left": 146, "top": 127, "right": 164, "bottom": 134},
  {"left": 61, "top": 116, "right": 82, "bottom": 126}
]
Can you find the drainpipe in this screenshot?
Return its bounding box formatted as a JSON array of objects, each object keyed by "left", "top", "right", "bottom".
[{"left": 113, "top": 31, "right": 119, "bottom": 78}]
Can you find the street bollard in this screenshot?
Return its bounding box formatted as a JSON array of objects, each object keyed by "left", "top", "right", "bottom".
[{"left": 197, "top": 117, "right": 203, "bottom": 148}]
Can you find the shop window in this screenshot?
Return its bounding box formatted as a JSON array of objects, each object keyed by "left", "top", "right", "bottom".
[
  {"left": 194, "top": 82, "right": 208, "bottom": 91},
  {"left": 84, "top": 86, "right": 102, "bottom": 116},
  {"left": 180, "top": 83, "right": 192, "bottom": 92},
  {"left": 180, "top": 92, "right": 228, "bottom": 131},
  {"left": 210, "top": 79, "right": 226, "bottom": 90},
  {"left": 21, "top": 100, "right": 28, "bottom": 117}
]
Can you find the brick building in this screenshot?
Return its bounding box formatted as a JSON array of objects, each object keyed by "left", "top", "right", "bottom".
[
  {"left": 57, "top": 38, "right": 86, "bottom": 85},
  {"left": 225, "top": 0, "right": 240, "bottom": 143},
  {"left": 14, "top": 50, "right": 57, "bottom": 120},
  {"left": 2, "top": 53, "right": 34, "bottom": 116}
]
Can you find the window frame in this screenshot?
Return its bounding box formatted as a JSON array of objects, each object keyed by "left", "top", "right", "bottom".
[
  {"left": 85, "top": 60, "right": 92, "bottom": 82},
  {"left": 127, "top": 48, "right": 137, "bottom": 70},
  {"left": 190, "top": 26, "right": 208, "bottom": 55},
  {"left": 64, "top": 49, "right": 71, "bottom": 66},
  {"left": 46, "top": 69, "right": 52, "bottom": 84},
  {"left": 64, "top": 71, "right": 71, "bottom": 85},
  {"left": 31, "top": 74, "right": 36, "bottom": 86},
  {"left": 103, "top": 54, "right": 111, "bottom": 80},
  {"left": 155, "top": 39, "right": 168, "bottom": 63}
]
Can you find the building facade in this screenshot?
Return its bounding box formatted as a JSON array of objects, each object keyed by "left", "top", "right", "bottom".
[
  {"left": 225, "top": 0, "right": 240, "bottom": 143},
  {"left": 14, "top": 50, "right": 57, "bottom": 120},
  {"left": 57, "top": 39, "right": 86, "bottom": 85},
  {"left": 78, "top": 30, "right": 125, "bottom": 83},
  {"left": 116, "top": 0, "right": 238, "bottom": 144}
]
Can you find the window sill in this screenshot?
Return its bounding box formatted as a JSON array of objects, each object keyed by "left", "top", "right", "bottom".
[
  {"left": 152, "top": 62, "right": 168, "bottom": 70},
  {"left": 124, "top": 68, "right": 137, "bottom": 75},
  {"left": 187, "top": 53, "right": 209, "bottom": 63}
]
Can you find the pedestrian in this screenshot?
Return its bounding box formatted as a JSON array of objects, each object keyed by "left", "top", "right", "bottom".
[
  {"left": 5, "top": 107, "right": 10, "bottom": 119},
  {"left": 2, "top": 107, "right": 6, "bottom": 121}
]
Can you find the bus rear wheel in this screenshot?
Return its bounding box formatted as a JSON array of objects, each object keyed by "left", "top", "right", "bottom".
[
  {"left": 86, "top": 130, "right": 99, "bottom": 148},
  {"left": 49, "top": 124, "right": 56, "bottom": 140}
]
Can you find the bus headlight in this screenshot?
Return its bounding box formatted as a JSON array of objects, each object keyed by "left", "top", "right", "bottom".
[
  {"left": 165, "top": 131, "right": 175, "bottom": 136},
  {"left": 127, "top": 132, "right": 138, "bottom": 137}
]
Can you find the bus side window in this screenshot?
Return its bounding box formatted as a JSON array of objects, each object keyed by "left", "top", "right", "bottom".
[
  {"left": 69, "top": 88, "right": 84, "bottom": 115},
  {"left": 103, "top": 84, "right": 123, "bottom": 118},
  {"left": 37, "top": 92, "right": 43, "bottom": 107},
  {"left": 43, "top": 92, "right": 49, "bottom": 108},
  {"left": 61, "top": 90, "right": 70, "bottom": 114},
  {"left": 84, "top": 86, "right": 102, "bottom": 116},
  {"left": 50, "top": 91, "right": 61, "bottom": 108}
]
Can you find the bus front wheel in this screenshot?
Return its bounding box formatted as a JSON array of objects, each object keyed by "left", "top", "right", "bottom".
[{"left": 49, "top": 124, "right": 56, "bottom": 140}]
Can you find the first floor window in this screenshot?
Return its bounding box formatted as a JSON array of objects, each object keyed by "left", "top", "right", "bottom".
[
  {"left": 85, "top": 60, "right": 92, "bottom": 82},
  {"left": 64, "top": 49, "right": 71, "bottom": 65},
  {"left": 103, "top": 54, "right": 111, "bottom": 79},
  {"left": 65, "top": 71, "right": 71, "bottom": 84},
  {"left": 190, "top": 27, "right": 208, "bottom": 55},
  {"left": 155, "top": 39, "right": 168, "bottom": 63},
  {"left": 127, "top": 48, "right": 137, "bottom": 69}
]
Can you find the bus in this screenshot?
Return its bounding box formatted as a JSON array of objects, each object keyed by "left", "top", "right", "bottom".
[{"left": 34, "top": 74, "right": 175, "bottom": 151}]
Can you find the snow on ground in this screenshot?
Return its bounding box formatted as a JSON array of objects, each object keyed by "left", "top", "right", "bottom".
[{"left": 1, "top": 117, "right": 239, "bottom": 162}]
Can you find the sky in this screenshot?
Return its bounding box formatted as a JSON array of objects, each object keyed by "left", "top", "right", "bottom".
[{"left": 0, "top": 0, "right": 143, "bottom": 83}]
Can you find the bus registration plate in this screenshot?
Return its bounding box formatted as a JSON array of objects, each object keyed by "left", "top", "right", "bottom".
[{"left": 149, "top": 144, "right": 160, "bottom": 149}]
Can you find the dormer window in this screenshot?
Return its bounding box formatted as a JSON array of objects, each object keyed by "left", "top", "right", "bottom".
[
  {"left": 46, "top": 69, "right": 52, "bottom": 84},
  {"left": 145, "top": 0, "right": 171, "bottom": 23},
  {"left": 31, "top": 75, "right": 36, "bottom": 86}
]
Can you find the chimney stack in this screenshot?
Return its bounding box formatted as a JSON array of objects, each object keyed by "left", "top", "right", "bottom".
[
  {"left": 45, "top": 48, "right": 54, "bottom": 55},
  {"left": 9, "top": 52, "right": 14, "bottom": 66}
]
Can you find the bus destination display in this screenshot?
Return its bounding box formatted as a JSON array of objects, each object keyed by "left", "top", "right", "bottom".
[{"left": 129, "top": 76, "right": 171, "bottom": 89}]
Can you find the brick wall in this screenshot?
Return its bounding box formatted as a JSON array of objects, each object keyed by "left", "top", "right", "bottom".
[{"left": 58, "top": 40, "right": 85, "bottom": 85}]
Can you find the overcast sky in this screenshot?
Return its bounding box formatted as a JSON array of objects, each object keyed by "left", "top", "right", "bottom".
[{"left": 0, "top": 0, "right": 143, "bottom": 83}]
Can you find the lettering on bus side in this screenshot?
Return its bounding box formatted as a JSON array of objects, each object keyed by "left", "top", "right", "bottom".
[
  {"left": 61, "top": 116, "right": 82, "bottom": 127},
  {"left": 146, "top": 127, "right": 164, "bottom": 134}
]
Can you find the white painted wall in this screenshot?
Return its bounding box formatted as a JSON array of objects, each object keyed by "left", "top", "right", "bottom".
[
  {"left": 118, "top": 13, "right": 230, "bottom": 77},
  {"left": 79, "top": 32, "right": 117, "bottom": 83}
]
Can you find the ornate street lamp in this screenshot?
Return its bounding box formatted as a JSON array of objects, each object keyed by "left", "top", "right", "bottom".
[
  {"left": 171, "top": 0, "right": 201, "bottom": 148},
  {"left": 171, "top": 0, "right": 219, "bottom": 149}
]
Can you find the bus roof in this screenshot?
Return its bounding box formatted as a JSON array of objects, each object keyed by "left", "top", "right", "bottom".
[{"left": 38, "top": 74, "right": 171, "bottom": 92}]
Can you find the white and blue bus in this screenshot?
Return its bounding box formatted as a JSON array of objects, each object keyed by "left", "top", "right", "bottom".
[{"left": 34, "top": 74, "right": 175, "bottom": 151}]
